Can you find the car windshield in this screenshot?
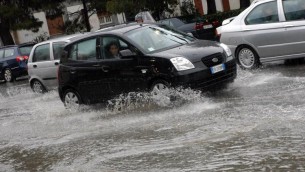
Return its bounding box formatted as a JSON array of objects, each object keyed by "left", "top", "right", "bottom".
[
  {"left": 125, "top": 26, "right": 195, "bottom": 53},
  {"left": 19, "top": 45, "right": 34, "bottom": 55}
]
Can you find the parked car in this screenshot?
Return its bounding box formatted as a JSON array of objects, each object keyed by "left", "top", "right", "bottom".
[
  {"left": 0, "top": 43, "right": 35, "bottom": 82},
  {"left": 28, "top": 34, "right": 82, "bottom": 93},
  {"left": 217, "top": 0, "right": 305, "bottom": 69},
  {"left": 58, "top": 23, "right": 236, "bottom": 108},
  {"left": 158, "top": 17, "right": 220, "bottom": 40}
]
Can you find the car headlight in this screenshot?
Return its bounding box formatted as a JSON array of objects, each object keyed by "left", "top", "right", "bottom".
[
  {"left": 170, "top": 57, "right": 195, "bottom": 71},
  {"left": 219, "top": 43, "right": 232, "bottom": 57}
]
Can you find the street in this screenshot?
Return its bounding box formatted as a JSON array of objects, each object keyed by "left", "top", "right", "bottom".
[{"left": 1, "top": 61, "right": 305, "bottom": 171}]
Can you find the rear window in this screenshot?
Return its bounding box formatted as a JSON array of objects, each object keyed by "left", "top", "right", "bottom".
[
  {"left": 4, "top": 49, "right": 15, "bottom": 57},
  {"left": 19, "top": 45, "right": 34, "bottom": 55},
  {"left": 68, "top": 38, "right": 97, "bottom": 61}
]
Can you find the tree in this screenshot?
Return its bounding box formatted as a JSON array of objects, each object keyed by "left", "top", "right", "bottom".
[
  {"left": 180, "top": 0, "right": 196, "bottom": 16},
  {"left": 240, "top": 0, "right": 251, "bottom": 9},
  {"left": 207, "top": 0, "right": 217, "bottom": 14},
  {"left": 106, "top": 0, "right": 178, "bottom": 21},
  {"left": 0, "top": 0, "right": 65, "bottom": 45}
]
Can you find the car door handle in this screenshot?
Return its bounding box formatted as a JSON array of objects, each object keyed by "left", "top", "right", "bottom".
[
  {"left": 92, "top": 64, "right": 100, "bottom": 67},
  {"left": 102, "top": 66, "right": 110, "bottom": 72},
  {"left": 285, "top": 24, "right": 294, "bottom": 27},
  {"left": 33, "top": 65, "right": 37, "bottom": 68},
  {"left": 55, "top": 62, "right": 59, "bottom": 66}
]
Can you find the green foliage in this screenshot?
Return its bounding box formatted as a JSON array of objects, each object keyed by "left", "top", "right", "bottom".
[
  {"left": 180, "top": 0, "right": 196, "bottom": 16},
  {"left": 203, "top": 9, "right": 244, "bottom": 23},
  {"left": 0, "top": 0, "right": 65, "bottom": 31},
  {"left": 178, "top": 9, "right": 244, "bottom": 24}
]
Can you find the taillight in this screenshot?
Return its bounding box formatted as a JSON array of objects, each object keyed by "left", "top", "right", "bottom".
[
  {"left": 16, "top": 56, "right": 24, "bottom": 62},
  {"left": 195, "top": 22, "right": 204, "bottom": 30},
  {"left": 16, "top": 56, "right": 28, "bottom": 62}
]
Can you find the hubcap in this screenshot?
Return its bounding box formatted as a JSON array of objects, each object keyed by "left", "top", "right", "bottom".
[
  {"left": 64, "top": 92, "right": 80, "bottom": 109},
  {"left": 33, "top": 81, "right": 43, "bottom": 93},
  {"left": 239, "top": 48, "right": 255, "bottom": 68},
  {"left": 152, "top": 83, "right": 169, "bottom": 95},
  {"left": 4, "top": 69, "right": 12, "bottom": 81}
]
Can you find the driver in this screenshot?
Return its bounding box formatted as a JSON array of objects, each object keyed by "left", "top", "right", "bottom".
[{"left": 107, "top": 42, "right": 121, "bottom": 59}]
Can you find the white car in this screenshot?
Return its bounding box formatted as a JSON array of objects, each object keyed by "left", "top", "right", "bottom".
[
  {"left": 217, "top": 0, "right": 305, "bottom": 69},
  {"left": 28, "top": 34, "right": 82, "bottom": 93}
]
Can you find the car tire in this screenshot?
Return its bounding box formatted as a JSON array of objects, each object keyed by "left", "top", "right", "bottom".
[
  {"left": 237, "top": 46, "right": 260, "bottom": 70},
  {"left": 3, "top": 68, "right": 14, "bottom": 82},
  {"left": 150, "top": 80, "right": 170, "bottom": 94},
  {"left": 31, "top": 80, "right": 46, "bottom": 94},
  {"left": 63, "top": 89, "right": 82, "bottom": 109}
]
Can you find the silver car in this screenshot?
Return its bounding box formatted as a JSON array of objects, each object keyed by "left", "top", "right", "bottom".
[
  {"left": 28, "top": 35, "right": 81, "bottom": 93},
  {"left": 217, "top": 0, "right": 305, "bottom": 69}
]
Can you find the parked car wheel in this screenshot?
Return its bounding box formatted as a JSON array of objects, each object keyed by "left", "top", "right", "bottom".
[
  {"left": 237, "top": 47, "right": 260, "bottom": 70},
  {"left": 31, "top": 80, "right": 46, "bottom": 94},
  {"left": 63, "top": 89, "right": 82, "bottom": 109},
  {"left": 3, "top": 68, "right": 14, "bottom": 82}
]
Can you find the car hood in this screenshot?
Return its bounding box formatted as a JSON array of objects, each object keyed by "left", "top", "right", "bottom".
[{"left": 150, "top": 40, "right": 224, "bottom": 62}]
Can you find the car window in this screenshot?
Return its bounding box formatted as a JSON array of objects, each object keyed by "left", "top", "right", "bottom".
[
  {"left": 125, "top": 26, "right": 194, "bottom": 53},
  {"left": 4, "top": 48, "right": 15, "bottom": 58},
  {"left": 68, "top": 38, "right": 97, "bottom": 61},
  {"left": 283, "top": 0, "right": 305, "bottom": 21},
  {"left": 53, "top": 42, "right": 65, "bottom": 60},
  {"left": 19, "top": 45, "right": 34, "bottom": 55},
  {"left": 0, "top": 50, "right": 4, "bottom": 59},
  {"left": 33, "top": 44, "right": 50, "bottom": 62},
  {"left": 101, "top": 36, "right": 134, "bottom": 59},
  {"left": 245, "top": 1, "right": 279, "bottom": 25}
]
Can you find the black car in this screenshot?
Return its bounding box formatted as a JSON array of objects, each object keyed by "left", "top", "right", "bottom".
[
  {"left": 0, "top": 43, "right": 35, "bottom": 82},
  {"left": 158, "top": 18, "right": 220, "bottom": 40},
  {"left": 58, "top": 24, "right": 236, "bottom": 107}
]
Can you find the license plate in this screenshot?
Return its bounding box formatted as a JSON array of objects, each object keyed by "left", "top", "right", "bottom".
[
  {"left": 210, "top": 64, "right": 225, "bottom": 74},
  {"left": 203, "top": 24, "right": 213, "bottom": 29}
]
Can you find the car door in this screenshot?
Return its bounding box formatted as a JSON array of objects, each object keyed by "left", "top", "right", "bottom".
[
  {"left": 48, "top": 41, "right": 65, "bottom": 88},
  {"left": 0, "top": 49, "right": 4, "bottom": 75},
  {"left": 98, "top": 36, "right": 147, "bottom": 96},
  {"left": 64, "top": 37, "right": 112, "bottom": 103},
  {"left": 280, "top": 0, "right": 305, "bottom": 58},
  {"left": 28, "top": 43, "right": 56, "bottom": 86},
  {"left": 242, "top": 0, "right": 287, "bottom": 60}
]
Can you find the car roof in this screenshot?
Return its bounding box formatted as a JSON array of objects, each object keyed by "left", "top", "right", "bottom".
[
  {"left": 0, "top": 42, "right": 36, "bottom": 49},
  {"left": 34, "top": 33, "right": 86, "bottom": 47},
  {"left": 68, "top": 23, "right": 157, "bottom": 43}
]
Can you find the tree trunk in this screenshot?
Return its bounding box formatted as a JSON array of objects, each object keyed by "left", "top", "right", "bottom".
[
  {"left": 0, "top": 22, "right": 15, "bottom": 45},
  {"left": 240, "top": 0, "right": 251, "bottom": 9},
  {"left": 81, "top": 0, "right": 91, "bottom": 32},
  {"left": 207, "top": 0, "right": 217, "bottom": 15}
]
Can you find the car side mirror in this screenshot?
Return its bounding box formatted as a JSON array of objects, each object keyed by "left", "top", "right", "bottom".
[
  {"left": 187, "top": 32, "right": 194, "bottom": 37},
  {"left": 120, "top": 49, "right": 136, "bottom": 57}
]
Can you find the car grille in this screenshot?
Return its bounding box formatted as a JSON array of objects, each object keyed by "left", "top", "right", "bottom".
[{"left": 202, "top": 53, "right": 225, "bottom": 67}]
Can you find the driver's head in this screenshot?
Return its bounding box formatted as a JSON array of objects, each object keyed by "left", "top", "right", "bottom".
[
  {"left": 109, "top": 42, "right": 119, "bottom": 56},
  {"left": 135, "top": 14, "right": 144, "bottom": 23}
]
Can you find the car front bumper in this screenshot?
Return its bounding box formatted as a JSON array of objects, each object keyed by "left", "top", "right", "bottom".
[{"left": 171, "top": 60, "right": 237, "bottom": 90}]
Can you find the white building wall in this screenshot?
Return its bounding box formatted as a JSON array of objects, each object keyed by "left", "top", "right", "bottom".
[
  {"left": 13, "top": 12, "right": 49, "bottom": 44},
  {"left": 202, "top": 0, "right": 208, "bottom": 14},
  {"left": 116, "top": 13, "right": 126, "bottom": 24},
  {"left": 215, "top": 0, "right": 224, "bottom": 12},
  {"left": 229, "top": 0, "right": 240, "bottom": 10}
]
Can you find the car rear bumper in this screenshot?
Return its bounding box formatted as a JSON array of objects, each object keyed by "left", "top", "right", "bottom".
[{"left": 171, "top": 60, "right": 237, "bottom": 90}]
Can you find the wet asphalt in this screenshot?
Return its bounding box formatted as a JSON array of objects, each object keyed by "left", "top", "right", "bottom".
[{"left": 1, "top": 61, "right": 305, "bottom": 171}]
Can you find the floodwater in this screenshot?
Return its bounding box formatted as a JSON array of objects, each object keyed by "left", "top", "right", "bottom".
[{"left": 1, "top": 62, "right": 305, "bottom": 171}]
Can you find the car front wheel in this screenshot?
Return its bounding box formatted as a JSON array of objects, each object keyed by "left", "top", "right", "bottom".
[
  {"left": 63, "top": 89, "right": 82, "bottom": 109},
  {"left": 237, "top": 47, "right": 260, "bottom": 69}
]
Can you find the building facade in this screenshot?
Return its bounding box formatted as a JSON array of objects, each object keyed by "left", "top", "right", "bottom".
[{"left": 11, "top": 3, "right": 126, "bottom": 44}]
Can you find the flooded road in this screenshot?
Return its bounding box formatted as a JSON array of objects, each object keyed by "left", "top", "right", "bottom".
[{"left": 1, "top": 62, "right": 305, "bottom": 171}]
